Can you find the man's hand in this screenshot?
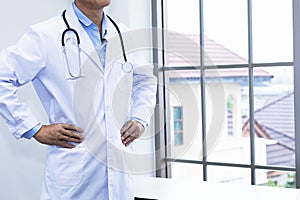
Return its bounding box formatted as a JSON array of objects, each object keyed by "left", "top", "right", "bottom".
[
  {"left": 120, "top": 120, "right": 145, "bottom": 147},
  {"left": 33, "top": 123, "right": 84, "bottom": 148}
]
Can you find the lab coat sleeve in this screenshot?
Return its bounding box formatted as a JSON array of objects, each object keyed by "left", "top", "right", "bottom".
[
  {"left": 130, "top": 51, "right": 157, "bottom": 126},
  {"left": 0, "top": 27, "right": 46, "bottom": 139}
]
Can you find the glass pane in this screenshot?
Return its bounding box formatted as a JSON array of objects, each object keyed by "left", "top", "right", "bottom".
[
  {"left": 204, "top": 0, "right": 248, "bottom": 65},
  {"left": 165, "top": 31, "right": 201, "bottom": 67},
  {"left": 208, "top": 166, "right": 251, "bottom": 184},
  {"left": 173, "top": 107, "right": 182, "bottom": 119},
  {"left": 166, "top": 0, "right": 200, "bottom": 34},
  {"left": 171, "top": 162, "right": 203, "bottom": 181},
  {"left": 252, "top": 0, "right": 293, "bottom": 63},
  {"left": 252, "top": 66, "right": 294, "bottom": 167},
  {"left": 256, "top": 169, "right": 296, "bottom": 188},
  {"left": 165, "top": 0, "right": 200, "bottom": 67},
  {"left": 174, "top": 133, "right": 183, "bottom": 146},
  {"left": 206, "top": 68, "right": 250, "bottom": 164},
  {"left": 174, "top": 121, "right": 183, "bottom": 131},
  {"left": 166, "top": 70, "right": 202, "bottom": 160}
]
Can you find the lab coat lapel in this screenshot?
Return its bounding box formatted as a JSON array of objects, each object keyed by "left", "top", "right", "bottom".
[
  {"left": 104, "top": 16, "right": 123, "bottom": 75},
  {"left": 65, "top": 5, "right": 104, "bottom": 74}
]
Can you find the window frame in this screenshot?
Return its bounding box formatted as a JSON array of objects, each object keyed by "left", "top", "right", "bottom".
[{"left": 151, "top": 0, "right": 300, "bottom": 188}]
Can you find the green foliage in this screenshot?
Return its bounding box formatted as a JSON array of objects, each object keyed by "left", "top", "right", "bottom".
[
  {"left": 227, "top": 95, "right": 233, "bottom": 111},
  {"left": 267, "top": 179, "right": 284, "bottom": 188},
  {"left": 266, "top": 173, "right": 295, "bottom": 188},
  {"left": 285, "top": 173, "right": 296, "bottom": 188}
]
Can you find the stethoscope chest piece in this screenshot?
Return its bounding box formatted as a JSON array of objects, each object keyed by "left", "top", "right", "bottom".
[{"left": 122, "top": 62, "right": 133, "bottom": 73}]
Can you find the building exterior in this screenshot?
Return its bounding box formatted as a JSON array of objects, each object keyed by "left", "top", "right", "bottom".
[
  {"left": 242, "top": 92, "right": 295, "bottom": 186},
  {"left": 165, "top": 33, "right": 292, "bottom": 185}
]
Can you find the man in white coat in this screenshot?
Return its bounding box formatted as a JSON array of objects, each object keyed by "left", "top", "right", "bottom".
[{"left": 0, "top": 0, "right": 157, "bottom": 199}]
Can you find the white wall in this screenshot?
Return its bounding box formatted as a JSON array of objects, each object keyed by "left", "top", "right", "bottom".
[
  {"left": 0, "top": 1, "right": 71, "bottom": 199},
  {"left": 107, "top": 0, "right": 152, "bottom": 29},
  {"left": 0, "top": 1, "right": 154, "bottom": 199}
]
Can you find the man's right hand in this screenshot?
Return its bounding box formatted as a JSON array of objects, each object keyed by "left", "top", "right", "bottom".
[{"left": 33, "top": 123, "right": 84, "bottom": 148}]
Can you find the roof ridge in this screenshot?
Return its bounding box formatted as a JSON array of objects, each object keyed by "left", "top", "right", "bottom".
[
  {"left": 274, "top": 142, "right": 295, "bottom": 151},
  {"left": 183, "top": 34, "right": 247, "bottom": 63},
  {"left": 203, "top": 36, "right": 247, "bottom": 63},
  {"left": 263, "top": 125, "right": 295, "bottom": 141},
  {"left": 254, "top": 91, "right": 294, "bottom": 113}
]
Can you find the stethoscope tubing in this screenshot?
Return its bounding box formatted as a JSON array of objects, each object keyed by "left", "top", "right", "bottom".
[
  {"left": 61, "top": 9, "right": 128, "bottom": 64},
  {"left": 62, "top": 10, "right": 80, "bottom": 46},
  {"left": 105, "top": 15, "right": 127, "bottom": 62}
]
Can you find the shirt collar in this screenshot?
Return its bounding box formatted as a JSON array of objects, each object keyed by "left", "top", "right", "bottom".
[
  {"left": 102, "top": 14, "right": 108, "bottom": 39},
  {"left": 72, "top": 2, "right": 108, "bottom": 39}
]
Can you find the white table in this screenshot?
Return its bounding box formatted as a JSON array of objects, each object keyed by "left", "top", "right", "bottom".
[{"left": 134, "top": 176, "right": 300, "bottom": 200}]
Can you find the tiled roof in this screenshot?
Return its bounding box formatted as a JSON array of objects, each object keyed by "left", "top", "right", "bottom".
[
  {"left": 244, "top": 92, "right": 295, "bottom": 167},
  {"left": 266, "top": 143, "right": 295, "bottom": 167},
  {"left": 167, "top": 33, "right": 247, "bottom": 66},
  {"left": 166, "top": 33, "right": 273, "bottom": 81},
  {"left": 255, "top": 92, "right": 294, "bottom": 139},
  {"left": 168, "top": 68, "right": 273, "bottom": 79}
]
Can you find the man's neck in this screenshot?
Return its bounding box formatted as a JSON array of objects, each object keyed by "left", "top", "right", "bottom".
[{"left": 75, "top": 2, "right": 104, "bottom": 30}]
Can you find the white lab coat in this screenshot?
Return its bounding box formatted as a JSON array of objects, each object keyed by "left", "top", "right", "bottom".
[{"left": 0, "top": 4, "right": 157, "bottom": 200}]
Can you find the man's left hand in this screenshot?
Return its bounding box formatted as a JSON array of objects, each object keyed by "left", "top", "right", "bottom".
[{"left": 120, "top": 120, "right": 145, "bottom": 147}]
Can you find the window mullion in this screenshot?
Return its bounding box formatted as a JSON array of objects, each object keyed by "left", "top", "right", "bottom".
[
  {"left": 293, "top": 0, "right": 300, "bottom": 189},
  {"left": 247, "top": 0, "right": 256, "bottom": 185}
]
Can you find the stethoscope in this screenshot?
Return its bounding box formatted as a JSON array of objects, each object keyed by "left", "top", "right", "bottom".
[{"left": 61, "top": 10, "right": 133, "bottom": 79}]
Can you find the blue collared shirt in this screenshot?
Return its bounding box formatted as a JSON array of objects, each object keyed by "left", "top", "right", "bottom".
[
  {"left": 72, "top": 2, "right": 108, "bottom": 66},
  {"left": 73, "top": 2, "right": 147, "bottom": 128}
]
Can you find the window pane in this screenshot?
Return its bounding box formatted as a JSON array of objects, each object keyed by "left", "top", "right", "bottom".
[
  {"left": 206, "top": 68, "right": 250, "bottom": 164},
  {"left": 174, "top": 133, "right": 183, "bottom": 146},
  {"left": 252, "top": 66, "right": 295, "bottom": 167},
  {"left": 203, "top": 0, "right": 248, "bottom": 65},
  {"left": 207, "top": 166, "right": 251, "bottom": 185},
  {"left": 165, "top": 32, "right": 201, "bottom": 67},
  {"left": 166, "top": 0, "right": 200, "bottom": 35},
  {"left": 166, "top": 70, "right": 202, "bottom": 160},
  {"left": 174, "top": 121, "right": 183, "bottom": 131},
  {"left": 252, "top": 0, "right": 293, "bottom": 63},
  {"left": 173, "top": 107, "right": 182, "bottom": 119},
  {"left": 165, "top": 0, "right": 200, "bottom": 67}
]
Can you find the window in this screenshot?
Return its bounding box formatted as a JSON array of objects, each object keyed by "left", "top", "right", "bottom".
[
  {"left": 173, "top": 106, "right": 183, "bottom": 146},
  {"left": 152, "top": 0, "right": 298, "bottom": 188},
  {"left": 227, "top": 95, "right": 234, "bottom": 136}
]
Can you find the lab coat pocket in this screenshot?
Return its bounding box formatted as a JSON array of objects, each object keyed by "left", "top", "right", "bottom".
[{"left": 46, "top": 146, "right": 86, "bottom": 187}]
